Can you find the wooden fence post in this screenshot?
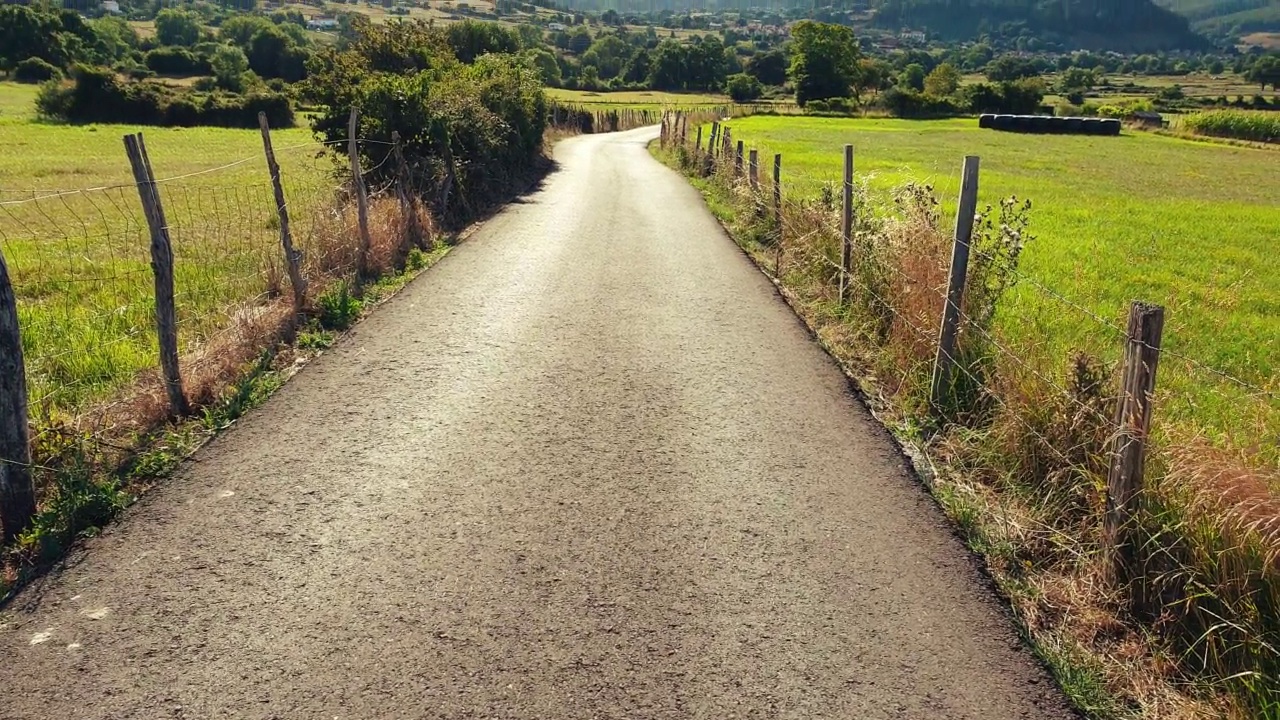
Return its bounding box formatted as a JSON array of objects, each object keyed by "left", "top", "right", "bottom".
[
  {"left": 929, "top": 156, "right": 982, "bottom": 415},
  {"left": 695, "top": 125, "right": 703, "bottom": 156},
  {"left": 258, "top": 113, "right": 307, "bottom": 314},
  {"left": 839, "top": 144, "right": 854, "bottom": 304},
  {"left": 1106, "top": 301, "right": 1164, "bottom": 595},
  {"left": 773, "top": 153, "right": 783, "bottom": 277},
  {"left": 709, "top": 122, "right": 719, "bottom": 157},
  {"left": 348, "top": 108, "right": 373, "bottom": 285},
  {"left": 734, "top": 140, "right": 744, "bottom": 177},
  {"left": 124, "top": 133, "right": 188, "bottom": 419},
  {"left": 748, "top": 149, "right": 759, "bottom": 190},
  {"left": 391, "top": 130, "right": 426, "bottom": 254},
  {"left": 0, "top": 248, "right": 35, "bottom": 544}
]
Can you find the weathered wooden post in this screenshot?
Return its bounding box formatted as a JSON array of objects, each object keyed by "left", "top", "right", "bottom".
[
  {"left": 0, "top": 247, "right": 35, "bottom": 543},
  {"left": 839, "top": 144, "right": 854, "bottom": 304},
  {"left": 1106, "top": 301, "right": 1164, "bottom": 601},
  {"left": 734, "top": 140, "right": 744, "bottom": 177},
  {"left": 259, "top": 113, "right": 307, "bottom": 314},
  {"left": 748, "top": 149, "right": 759, "bottom": 190},
  {"left": 929, "top": 156, "right": 982, "bottom": 415},
  {"left": 124, "top": 132, "right": 188, "bottom": 418},
  {"left": 773, "top": 153, "right": 783, "bottom": 277},
  {"left": 348, "top": 108, "right": 373, "bottom": 285}
]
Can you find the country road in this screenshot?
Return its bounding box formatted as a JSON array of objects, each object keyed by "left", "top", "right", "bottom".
[{"left": 0, "top": 127, "right": 1074, "bottom": 719}]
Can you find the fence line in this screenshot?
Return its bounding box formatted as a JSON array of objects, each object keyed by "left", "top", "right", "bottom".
[
  {"left": 659, "top": 112, "right": 1278, "bottom": 607},
  {"left": 0, "top": 108, "right": 457, "bottom": 542}
]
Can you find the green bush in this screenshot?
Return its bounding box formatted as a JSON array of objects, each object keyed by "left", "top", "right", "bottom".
[
  {"left": 725, "top": 72, "right": 763, "bottom": 102},
  {"left": 14, "top": 57, "right": 61, "bottom": 84},
  {"left": 145, "top": 46, "right": 209, "bottom": 76},
  {"left": 36, "top": 65, "right": 294, "bottom": 129},
  {"left": 306, "top": 20, "right": 547, "bottom": 226}
]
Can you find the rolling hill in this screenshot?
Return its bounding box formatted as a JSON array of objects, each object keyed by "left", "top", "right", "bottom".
[
  {"left": 1155, "top": 0, "right": 1280, "bottom": 36},
  {"left": 872, "top": 0, "right": 1210, "bottom": 51}
]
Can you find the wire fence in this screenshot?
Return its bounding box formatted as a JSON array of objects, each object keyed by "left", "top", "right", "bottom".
[
  {"left": 0, "top": 112, "right": 441, "bottom": 543},
  {"left": 660, "top": 110, "right": 1280, "bottom": 701}
]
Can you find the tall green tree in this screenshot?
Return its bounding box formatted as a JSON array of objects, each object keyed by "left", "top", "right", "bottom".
[
  {"left": 788, "top": 21, "right": 862, "bottom": 107},
  {"left": 155, "top": 9, "right": 201, "bottom": 47},
  {"left": 745, "top": 49, "right": 787, "bottom": 87},
  {"left": 923, "top": 62, "right": 960, "bottom": 96}
]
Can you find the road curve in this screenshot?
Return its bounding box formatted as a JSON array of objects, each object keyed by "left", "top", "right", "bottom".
[{"left": 0, "top": 128, "right": 1074, "bottom": 719}]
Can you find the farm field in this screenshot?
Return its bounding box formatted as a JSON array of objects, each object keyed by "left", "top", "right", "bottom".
[
  {"left": 0, "top": 82, "right": 331, "bottom": 414},
  {"left": 547, "top": 88, "right": 732, "bottom": 107},
  {"left": 709, "top": 116, "right": 1279, "bottom": 449}
]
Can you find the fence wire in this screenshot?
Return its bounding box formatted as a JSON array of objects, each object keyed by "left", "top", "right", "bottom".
[{"left": 0, "top": 134, "right": 392, "bottom": 440}]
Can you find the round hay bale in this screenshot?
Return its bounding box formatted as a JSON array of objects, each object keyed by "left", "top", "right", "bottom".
[
  {"left": 1008, "top": 115, "right": 1033, "bottom": 133},
  {"left": 1082, "top": 118, "right": 1104, "bottom": 135},
  {"left": 979, "top": 114, "right": 995, "bottom": 129},
  {"left": 1064, "top": 117, "right": 1085, "bottom": 134},
  {"left": 992, "top": 115, "right": 1015, "bottom": 131},
  {"left": 1099, "top": 118, "right": 1122, "bottom": 136}
]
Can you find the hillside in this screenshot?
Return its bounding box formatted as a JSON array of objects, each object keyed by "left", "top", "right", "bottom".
[
  {"left": 1156, "top": 0, "right": 1280, "bottom": 36},
  {"left": 871, "top": 0, "right": 1209, "bottom": 51}
]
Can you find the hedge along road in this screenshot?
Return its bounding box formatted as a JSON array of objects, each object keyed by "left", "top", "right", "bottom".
[{"left": 0, "top": 127, "right": 1074, "bottom": 719}]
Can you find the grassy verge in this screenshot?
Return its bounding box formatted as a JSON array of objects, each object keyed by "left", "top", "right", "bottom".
[
  {"left": 652, "top": 134, "right": 1278, "bottom": 719},
  {"left": 2, "top": 242, "right": 450, "bottom": 600},
  {"left": 689, "top": 116, "right": 1278, "bottom": 463}
]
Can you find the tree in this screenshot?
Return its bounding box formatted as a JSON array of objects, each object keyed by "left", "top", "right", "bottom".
[
  {"left": 247, "top": 25, "right": 292, "bottom": 78},
  {"left": 725, "top": 72, "right": 763, "bottom": 102},
  {"left": 900, "top": 63, "right": 926, "bottom": 92},
  {"left": 923, "top": 62, "right": 959, "bottom": 96},
  {"left": 1246, "top": 56, "right": 1280, "bottom": 92},
  {"left": 745, "top": 49, "right": 786, "bottom": 86},
  {"left": 566, "top": 26, "right": 592, "bottom": 55},
  {"left": 220, "top": 15, "right": 275, "bottom": 47},
  {"left": 853, "top": 58, "right": 892, "bottom": 101},
  {"left": 647, "top": 39, "right": 685, "bottom": 90},
  {"left": 1056, "top": 66, "right": 1095, "bottom": 93},
  {"left": 155, "top": 8, "right": 201, "bottom": 47},
  {"left": 523, "top": 47, "right": 560, "bottom": 85},
  {"left": 581, "top": 34, "right": 629, "bottom": 80},
  {"left": 622, "top": 48, "right": 651, "bottom": 84},
  {"left": 984, "top": 54, "right": 1038, "bottom": 82},
  {"left": 601, "top": 9, "right": 619, "bottom": 26},
  {"left": 788, "top": 20, "right": 861, "bottom": 107},
  {"left": 211, "top": 44, "right": 249, "bottom": 91}
]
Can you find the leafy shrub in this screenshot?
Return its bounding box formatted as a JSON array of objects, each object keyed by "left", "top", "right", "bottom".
[
  {"left": 317, "top": 282, "right": 362, "bottom": 331},
  {"left": 306, "top": 20, "right": 547, "bottom": 226},
  {"left": 725, "top": 72, "right": 763, "bottom": 102},
  {"left": 37, "top": 65, "right": 294, "bottom": 129},
  {"left": 14, "top": 57, "right": 61, "bottom": 84},
  {"left": 145, "top": 46, "right": 209, "bottom": 76}
]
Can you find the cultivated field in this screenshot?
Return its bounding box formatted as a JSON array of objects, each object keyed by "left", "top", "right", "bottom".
[{"left": 709, "top": 116, "right": 1279, "bottom": 451}]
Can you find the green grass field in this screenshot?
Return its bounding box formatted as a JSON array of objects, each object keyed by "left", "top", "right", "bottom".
[
  {"left": 0, "top": 82, "right": 330, "bottom": 415},
  {"left": 547, "top": 88, "right": 732, "bottom": 107},
  {"left": 711, "top": 116, "right": 1279, "bottom": 449}
]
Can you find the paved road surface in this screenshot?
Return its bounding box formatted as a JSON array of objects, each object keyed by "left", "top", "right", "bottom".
[{"left": 0, "top": 128, "right": 1074, "bottom": 719}]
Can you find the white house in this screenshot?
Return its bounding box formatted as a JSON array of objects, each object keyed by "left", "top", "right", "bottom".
[{"left": 101, "top": 0, "right": 122, "bottom": 13}]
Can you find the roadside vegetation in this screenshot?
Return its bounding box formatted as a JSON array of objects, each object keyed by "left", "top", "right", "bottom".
[
  {"left": 0, "top": 18, "right": 551, "bottom": 595},
  {"left": 656, "top": 113, "right": 1278, "bottom": 718}
]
